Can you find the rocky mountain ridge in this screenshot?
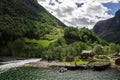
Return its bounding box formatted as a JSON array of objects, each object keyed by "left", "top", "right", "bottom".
[{"left": 93, "top": 9, "right": 120, "bottom": 43}]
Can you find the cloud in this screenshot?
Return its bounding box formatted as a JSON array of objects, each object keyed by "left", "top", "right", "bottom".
[{"left": 38, "top": 0, "right": 120, "bottom": 29}]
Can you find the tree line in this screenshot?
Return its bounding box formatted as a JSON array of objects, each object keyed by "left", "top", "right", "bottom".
[{"left": 1, "top": 27, "right": 120, "bottom": 61}]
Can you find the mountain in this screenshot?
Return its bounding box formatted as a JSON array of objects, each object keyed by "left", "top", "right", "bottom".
[
  {"left": 93, "top": 9, "right": 120, "bottom": 43},
  {"left": 0, "top": 0, "right": 65, "bottom": 45}
]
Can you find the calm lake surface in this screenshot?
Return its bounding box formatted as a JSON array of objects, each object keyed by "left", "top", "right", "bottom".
[{"left": 0, "top": 67, "right": 120, "bottom": 80}]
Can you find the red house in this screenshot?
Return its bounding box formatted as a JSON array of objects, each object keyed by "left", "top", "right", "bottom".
[
  {"left": 81, "top": 50, "right": 94, "bottom": 59},
  {"left": 66, "top": 56, "right": 74, "bottom": 62},
  {"left": 115, "top": 58, "right": 120, "bottom": 65}
]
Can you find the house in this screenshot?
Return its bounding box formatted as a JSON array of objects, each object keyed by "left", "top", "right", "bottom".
[
  {"left": 115, "top": 58, "right": 120, "bottom": 65},
  {"left": 66, "top": 56, "right": 74, "bottom": 62},
  {"left": 81, "top": 50, "right": 94, "bottom": 59}
]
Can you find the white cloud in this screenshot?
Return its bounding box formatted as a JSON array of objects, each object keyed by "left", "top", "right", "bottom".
[
  {"left": 38, "top": 0, "right": 120, "bottom": 29},
  {"left": 95, "top": 0, "right": 120, "bottom": 3}
]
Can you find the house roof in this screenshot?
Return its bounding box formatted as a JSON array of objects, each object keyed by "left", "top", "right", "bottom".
[{"left": 81, "top": 50, "right": 93, "bottom": 54}]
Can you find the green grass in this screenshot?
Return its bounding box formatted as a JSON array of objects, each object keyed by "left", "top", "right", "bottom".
[
  {"left": 70, "top": 60, "right": 88, "bottom": 65},
  {"left": 45, "top": 33, "right": 64, "bottom": 40},
  {"left": 37, "top": 39, "right": 56, "bottom": 47},
  {"left": 111, "top": 60, "right": 115, "bottom": 66},
  {"left": 44, "top": 27, "right": 64, "bottom": 40},
  {"left": 24, "top": 28, "right": 64, "bottom": 48},
  {"left": 24, "top": 38, "right": 57, "bottom": 47}
]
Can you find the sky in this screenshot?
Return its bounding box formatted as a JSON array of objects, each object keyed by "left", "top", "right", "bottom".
[{"left": 38, "top": 0, "right": 120, "bottom": 29}]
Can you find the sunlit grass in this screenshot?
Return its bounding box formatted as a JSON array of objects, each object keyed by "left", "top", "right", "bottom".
[
  {"left": 24, "top": 38, "right": 57, "bottom": 47},
  {"left": 111, "top": 60, "right": 115, "bottom": 66},
  {"left": 45, "top": 34, "right": 64, "bottom": 40},
  {"left": 70, "top": 60, "right": 88, "bottom": 65}
]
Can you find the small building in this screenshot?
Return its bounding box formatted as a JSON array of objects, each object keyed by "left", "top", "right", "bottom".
[
  {"left": 66, "top": 56, "right": 74, "bottom": 62},
  {"left": 81, "top": 50, "right": 94, "bottom": 59},
  {"left": 115, "top": 58, "right": 120, "bottom": 65}
]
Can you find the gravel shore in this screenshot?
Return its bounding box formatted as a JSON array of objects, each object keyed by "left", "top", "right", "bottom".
[
  {"left": 23, "top": 61, "right": 120, "bottom": 71},
  {"left": 23, "top": 61, "right": 71, "bottom": 68}
]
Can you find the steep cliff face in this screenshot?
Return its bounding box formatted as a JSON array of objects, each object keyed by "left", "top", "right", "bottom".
[{"left": 93, "top": 9, "right": 120, "bottom": 43}]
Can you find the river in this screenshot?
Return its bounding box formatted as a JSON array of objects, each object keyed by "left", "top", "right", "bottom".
[
  {"left": 0, "top": 67, "right": 120, "bottom": 80},
  {"left": 0, "top": 58, "right": 41, "bottom": 74},
  {"left": 0, "top": 59, "right": 120, "bottom": 80}
]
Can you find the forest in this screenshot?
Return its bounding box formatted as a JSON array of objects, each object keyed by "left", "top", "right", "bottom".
[
  {"left": 1, "top": 26, "right": 120, "bottom": 61},
  {"left": 1, "top": 0, "right": 120, "bottom": 61}
]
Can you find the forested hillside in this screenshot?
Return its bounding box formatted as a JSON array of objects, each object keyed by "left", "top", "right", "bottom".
[
  {"left": 0, "top": 0, "right": 65, "bottom": 45},
  {"left": 0, "top": 0, "right": 66, "bottom": 56},
  {"left": 1, "top": 0, "right": 119, "bottom": 60}
]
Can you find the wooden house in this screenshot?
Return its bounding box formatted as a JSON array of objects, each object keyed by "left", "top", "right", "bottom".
[
  {"left": 115, "top": 58, "right": 120, "bottom": 65},
  {"left": 81, "top": 50, "right": 94, "bottom": 59},
  {"left": 66, "top": 56, "right": 74, "bottom": 62}
]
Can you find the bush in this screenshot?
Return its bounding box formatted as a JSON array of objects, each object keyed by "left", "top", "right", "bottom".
[{"left": 94, "top": 55, "right": 110, "bottom": 60}]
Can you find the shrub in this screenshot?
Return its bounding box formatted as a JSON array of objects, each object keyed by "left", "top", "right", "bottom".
[{"left": 94, "top": 55, "right": 110, "bottom": 60}]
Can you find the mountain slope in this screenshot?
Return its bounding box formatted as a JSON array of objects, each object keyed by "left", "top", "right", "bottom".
[
  {"left": 0, "top": 0, "right": 65, "bottom": 45},
  {"left": 93, "top": 9, "right": 120, "bottom": 43}
]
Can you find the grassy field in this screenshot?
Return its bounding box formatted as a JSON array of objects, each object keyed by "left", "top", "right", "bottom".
[
  {"left": 24, "top": 38, "right": 57, "bottom": 47},
  {"left": 44, "top": 28, "right": 64, "bottom": 40},
  {"left": 45, "top": 33, "right": 64, "bottom": 40},
  {"left": 24, "top": 28, "right": 64, "bottom": 47}
]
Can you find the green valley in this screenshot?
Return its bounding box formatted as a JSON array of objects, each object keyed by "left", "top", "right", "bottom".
[{"left": 0, "top": 0, "right": 120, "bottom": 63}]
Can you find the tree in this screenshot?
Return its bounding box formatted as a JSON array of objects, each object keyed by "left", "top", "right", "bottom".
[
  {"left": 57, "top": 37, "right": 66, "bottom": 47},
  {"left": 108, "top": 43, "right": 120, "bottom": 54},
  {"left": 94, "top": 45, "right": 104, "bottom": 55},
  {"left": 11, "top": 39, "right": 26, "bottom": 57},
  {"left": 104, "top": 46, "right": 109, "bottom": 55},
  {"left": 64, "top": 27, "right": 79, "bottom": 40},
  {"left": 64, "top": 27, "right": 102, "bottom": 44}
]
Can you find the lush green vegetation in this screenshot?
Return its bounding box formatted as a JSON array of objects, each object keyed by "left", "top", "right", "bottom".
[
  {"left": 1, "top": 0, "right": 120, "bottom": 64},
  {"left": 0, "top": 0, "right": 65, "bottom": 57},
  {"left": 24, "top": 38, "right": 57, "bottom": 47},
  {"left": 70, "top": 60, "right": 88, "bottom": 65},
  {"left": 1, "top": 25, "right": 120, "bottom": 62},
  {"left": 41, "top": 27, "right": 120, "bottom": 61},
  {"left": 64, "top": 27, "right": 101, "bottom": 43},
  {"left": 0, "top": 0, "right": 65, "bottom": 46}
]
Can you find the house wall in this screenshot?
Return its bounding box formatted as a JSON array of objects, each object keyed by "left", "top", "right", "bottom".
[
  {"left": 115, "top": 58, "right": 120, "bottom": 65},
  {"left": 66, "top": 56, "right": 74, "bottom": 62},
  {"left": 81, "top": 53, "right": 94, "bottom": 59}
]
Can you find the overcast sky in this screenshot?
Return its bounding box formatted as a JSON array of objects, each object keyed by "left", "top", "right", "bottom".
[{"left": 38, "top": 0, "right": 120, "bottom": 29}]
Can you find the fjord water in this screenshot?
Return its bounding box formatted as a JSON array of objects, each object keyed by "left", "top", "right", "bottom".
[{"left": 0, "top": 67, "right": 120, "bottom": 80}]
